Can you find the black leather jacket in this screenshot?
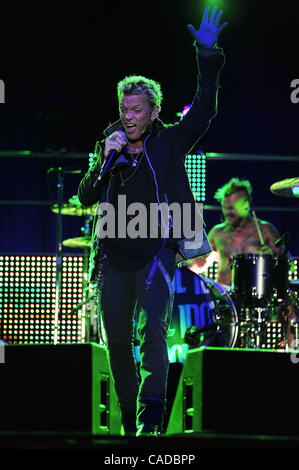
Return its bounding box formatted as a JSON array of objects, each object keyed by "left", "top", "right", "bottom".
[{"left": 78, "top": 44, "right": 226, "bottom": 281}]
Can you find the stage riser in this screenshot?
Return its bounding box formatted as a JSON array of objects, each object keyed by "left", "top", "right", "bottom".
[{"left": 167, "top": 347, "right": 299, "bottom": 435}]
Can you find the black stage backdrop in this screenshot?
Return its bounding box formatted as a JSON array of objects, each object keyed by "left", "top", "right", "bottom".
[{"left": 0, "top": 0, "right": 298, "bottom": 255}]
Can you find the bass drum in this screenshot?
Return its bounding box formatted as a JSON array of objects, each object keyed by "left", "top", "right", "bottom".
[
  {"left": 168, "top": 267, "right": 239, "bottom": 359},
  {"left": 231, "top": 253, "right": 290, "bottom": 307}
]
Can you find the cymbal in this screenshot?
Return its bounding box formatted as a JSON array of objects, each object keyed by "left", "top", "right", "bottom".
[
  {"left": 270, "top": 178, "right": 299, "bottom": 197},
  {"left": 62, "top": 236, "right": 92, "bottom": 248},
  {"left": 51, "top": 203, "right": 97, "bottom": 216}
]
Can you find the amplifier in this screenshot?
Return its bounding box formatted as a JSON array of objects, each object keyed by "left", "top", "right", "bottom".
[
  {"left": 167, "top": 347, "right": 299, "bottom": 435},
  {"left": 0, "top": 342, "right": 122, "bottom": 434}
]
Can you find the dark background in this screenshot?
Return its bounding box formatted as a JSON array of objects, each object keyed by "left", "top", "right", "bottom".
[{"left": 0, "top": 0, "right": 298, "bottom": 255}]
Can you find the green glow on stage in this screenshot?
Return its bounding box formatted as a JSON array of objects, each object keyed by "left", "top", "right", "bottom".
[
  {"left": 203, "top": 0, "right": 225, "bottom": 9},
  {"left": 192, "top": 346, "right": 289, "bottom": 354}
]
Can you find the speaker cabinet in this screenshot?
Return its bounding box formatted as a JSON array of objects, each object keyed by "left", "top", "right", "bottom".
[
  {"left": 0, "top": 342, "right": 122, "bottom": 434},
  {"left": 167, "top": 347, "right": 299, "bottom": 435}
]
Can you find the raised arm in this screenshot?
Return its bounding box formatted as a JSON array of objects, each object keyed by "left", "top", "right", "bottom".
[{"left": 169, "top": 7, "right": 228, "bottom": 155}]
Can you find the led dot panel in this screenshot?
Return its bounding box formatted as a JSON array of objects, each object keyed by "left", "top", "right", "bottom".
[
  {"left": 207, "top": 261, "right": 219, "bottom": 281},
  {"left": 238, "top": 321, "right": 285, "bottom": 350},
  {"left": 290, "top": 258, "right": 299, "bottom": 279},
  {"left": 0, "top": 255, "right": 85, "bottom": 344},
  {"left": 262, "top": 321, "right": 284, "bottom": 350},
  {"left": 89, "top": 152, "right": 97, "bottom": 169},
  {"left": 185, "top": 153, "right": 206, "bottom": 202}
]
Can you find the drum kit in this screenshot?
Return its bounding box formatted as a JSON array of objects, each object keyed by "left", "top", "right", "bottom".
[
  {"left": 230, "top": 252, "right": 291, "bottom": 349},
  {"left": 230, "top": 178, "right": 299, "bottom": 350},
  {"left": 173, "top": 177, "right": 299, "bottom": 353},
  {"left": 50, "top": 176, "right": 299, "bottom": 351}
]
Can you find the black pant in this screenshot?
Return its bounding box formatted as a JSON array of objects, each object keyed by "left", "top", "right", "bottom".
[{"left": 96, "top": 246, "right": 176, "bottom": 433}]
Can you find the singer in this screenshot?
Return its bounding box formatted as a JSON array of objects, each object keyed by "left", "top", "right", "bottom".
[{"left": 78, "top": 7, "right": 227, "bottom": 436}]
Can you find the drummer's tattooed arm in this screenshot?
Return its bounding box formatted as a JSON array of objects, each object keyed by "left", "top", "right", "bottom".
[{"left": 260, "top": 221, "right": 281, "bottom": 254}]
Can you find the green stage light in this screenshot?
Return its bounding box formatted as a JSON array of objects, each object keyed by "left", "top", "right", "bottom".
[
  {"left": 202, "top": 1, "right": 225, "bottom": 11},
  {"left": 185, "top": 152, "right": 207, "bottom": 202}
]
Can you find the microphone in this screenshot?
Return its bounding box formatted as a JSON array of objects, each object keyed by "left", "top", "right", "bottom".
[
  {"left": 93, "top": 131, "right": 127, "bottom": 189},
  {"left": 92, "top": 151, "right": 116, "bottom": 189}
]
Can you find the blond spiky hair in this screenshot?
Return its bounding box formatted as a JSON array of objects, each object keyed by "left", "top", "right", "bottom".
[{"left": 117, "top": 75, "right": 163, "bottom": 108}]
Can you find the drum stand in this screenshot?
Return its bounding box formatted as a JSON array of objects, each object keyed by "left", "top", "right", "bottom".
[
  {"left": 252, "top": 307, "right": 264, "bottom": 349},
  {"left": 237, "top": 302, "right": 289, "bottom": 350},
  {"left": 237, "top": 306, "right": 265, "bottom": 349},
  {"left": 78, "top": 216, "right": 98, "bottom": 343},
  {"left": 53, "top": 168, "right": 64, "bottom": 345}
]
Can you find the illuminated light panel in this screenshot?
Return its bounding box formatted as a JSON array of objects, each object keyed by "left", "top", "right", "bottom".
[
  {"left": 262, "top": 322, "right": 284, "bottom": 350},
  {"left": 185, "top": 152, "right": 206, "bottom": 202},
  {"left": 89, "top": 152, "right": 97, "bottom": 169},
  {"left": 206, "top": 261, "right": 218, "bottom": 281},
  {"left": 0, "top": 255, "right": 85, "bottom": 345},
  {"left": 237, "top": 320, "right": 285, "bottom": 350},
  {"left": 290, "top": 258, "right": 298, "bottom": 279}
]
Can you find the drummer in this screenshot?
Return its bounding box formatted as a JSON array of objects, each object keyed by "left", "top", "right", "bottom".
[
  {"left": 189, "top": 177, "right": 298, "bottom": 347},
  {"left": 189, "top": 177, "right": 281, "bottom": 286}
]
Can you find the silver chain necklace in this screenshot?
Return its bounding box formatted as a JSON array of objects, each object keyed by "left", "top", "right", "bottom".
[
  {"left": 120, "top": 153, "right": 144, "bottom": 186},
  {"left": 129, "top": 150, "right": 142, "bottom": 167}
]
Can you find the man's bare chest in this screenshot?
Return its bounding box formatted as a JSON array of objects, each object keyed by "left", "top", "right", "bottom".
[{"left": 215, "top": 228, "right": 263, "bottom": 258}]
